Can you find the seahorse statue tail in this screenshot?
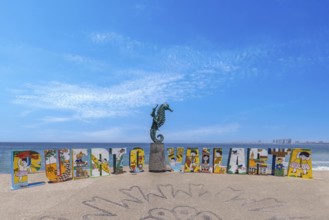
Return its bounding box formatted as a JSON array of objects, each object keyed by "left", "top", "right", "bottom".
[{"left": 150, "top": 129, "right": 164, "bottom": 144}]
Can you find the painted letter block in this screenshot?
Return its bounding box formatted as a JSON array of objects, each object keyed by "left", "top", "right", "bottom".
[
  {"left": 213, "top": 148, "right": 225, "bottom": 174},
  {"left": 11, "top": 150, "right": 45, "bottom": 190},
  {"left": 167, "top": 147, "right": 175, "bottom": 171},
  {"left": 129, "top": 147, "right": 145, "bottom": 173},
  {"left": 45, "top": 149, "right": 72, "bottom": 183},
  {"left": 176, "top": 147, "right": 184, "bottom": 167},
  {"left": 184, "top": 148, "right": 200, "bottom": 173},
  {"left": 91, "top": 148, "right": 110, "bottom": 177},
  {"left": 268, "top": 148, "right": 291, "bottom": 176},
  {"left": 287, "top": 148, "right": 312, "bottom": 179},
  {"left": 227, "top": 148, "right": 246, "bottom": 174},
  {"left": 72, "top": 149, "right": 90, "bottom": 179},
  {"left": 110, "top": 148, "right": 127, "bottom": 174},
  {"left": 200, "top": 148, "right": 211, "bottom": 173},
  {"left": 247, "top": 148, "right": 268, "bottom": 175},
  {"left": 167, "top": 147, "right": 184, "bottom": 172}
]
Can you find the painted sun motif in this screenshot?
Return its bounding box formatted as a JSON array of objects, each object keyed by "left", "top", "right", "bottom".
[
  {"left": 141, "top": 206, "right": 221, "bottom": 220},
  {"left": 80, "top": 183, "right": 286, "bottom": 220},
  {"left": 37, "top": 182, "right": 313, "bottom": 220}
]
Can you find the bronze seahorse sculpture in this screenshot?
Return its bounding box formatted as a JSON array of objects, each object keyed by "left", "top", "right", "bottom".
[{"left": 150, "top": 103, "right": 173, "bottom": 143}]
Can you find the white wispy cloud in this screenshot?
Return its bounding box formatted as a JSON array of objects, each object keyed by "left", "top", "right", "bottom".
[
  {"left": 31, "top": 125, "right": 148, "bottom": 142},
  {"left": 64, "top": 54, "right": 89, "bottom": 63},
  {"left": 12, "top": 32, "right": 269, "bottom": 122},
  {"left": 28, "top": 124, "right": 239, "bottom": 142},
  {"left": 90, "top": 31, "right": 144, "bottom": 52},
  {"left": 167, "top": 123, "right": 241, "bottom": 142},
  {"left": 14, "top": 72, "right": 197, "bottom": 120},
  {"left": 13, "top": 54, "right": 245, "bottom": 121}
]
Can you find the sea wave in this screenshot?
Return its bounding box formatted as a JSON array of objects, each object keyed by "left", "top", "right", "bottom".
[
  {"left": 312, "top": 161, "right": 329, "bottom": 165},
  {"left": 313, "top": 166, "right": 329, "bottom": 171},
  {"left": 311, "top": 161, "right": 329, "bottom": 171}
]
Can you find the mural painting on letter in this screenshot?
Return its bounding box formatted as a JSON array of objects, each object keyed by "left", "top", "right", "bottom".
[
  {"left": 184, "top": 148, "right": 200, "bottom": 173},
  {"left": 110, "top": 148, "right": 127, "bottom": 174},
  {"left": 247, "top": 148, "right": 268, "bottom": 175},
  {"left": 227, "top": 148, "right": 246, "bottom": 174},
  {"left": 11, "top": 150, "right": 45, "bottom": 190},
  {"left": 45, "top": 149, "right": 72, "bottom": 183},
  {"left": 201, "top": 148, "right": 211, "bottom": 173},
  {"left": 91, "top": 148, "right": 110, "bottom": 177},
  {"left": 213, "top": 148, "right": 226, "bottom": 174},
  {"left": 167, "top": 147, "right": 184, "bottom": 172},
  {"left": 130, "top": 147, "right": 145, "bottom": 173},
  {"left": 72, "top": 149, "right": 90, "bottom": 179},
  {"left": 288, "top": 148, "right": 312, "bottom": 179},
  {"left": 269, "top": 148, "right": 291, "bottom": 176}
]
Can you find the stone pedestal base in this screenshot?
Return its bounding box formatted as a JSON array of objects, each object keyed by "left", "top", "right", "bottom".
[{"left": 149, "top": 143, "right": 166, "bottom": 172}]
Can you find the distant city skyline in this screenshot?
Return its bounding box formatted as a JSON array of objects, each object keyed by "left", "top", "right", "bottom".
[{"left": 0, "top": 1, "right": 329, "bottom": 142}]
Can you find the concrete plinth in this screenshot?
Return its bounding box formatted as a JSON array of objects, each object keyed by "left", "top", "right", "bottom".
[{"left": 149, "top": 143, "right": 166, "bottom": 172}]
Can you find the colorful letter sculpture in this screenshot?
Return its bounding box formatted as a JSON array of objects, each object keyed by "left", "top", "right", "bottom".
[
  {"left": 167, "top": 147, "right": 184, "bottom": 172},
  {"left": 184, "top": 148, "right": 200, "bottom": 173},
  {"left": 200, "top": 148, "right": 211, "bottom": 173},
  {"left": 72, "top": 149, "right": 90, "bottom": 179},
  {"left": 129, "top": 147, "right": 145, "bottom": 173},
  {"left": 167, "top": 147, "right": 175, "bottom": 169},
  {"left": 227, "top": 148, "right": 246, "bottom": 174},
  {"left": 110, "top": 148, "right": 127, "bottom": 174},
  {"left": 269, "top": 148, "right": 291, "bottom": 176},
  {"left": 7, "top": 146, "right": 316, "bottom": 190},
  {"left": 287, "top": 149, "right": 312, "bottom": 179},
  {"left": 11, "top": 150, "right": 45, "bottom": 190},
  {"left": 176, "top": 147, "right": 184, "bottom": 170},
  {"left": 213, "top": 148, "right": 225, "bottom": 174},
  {"left": 247, "top": 148, "right": 268, "bottom": 175},
  {"left": 91, "top": 148, "right": 110, "bottom": 177},
  {"left": 45, "top": 149, "right": 72, "bottom": 183}
]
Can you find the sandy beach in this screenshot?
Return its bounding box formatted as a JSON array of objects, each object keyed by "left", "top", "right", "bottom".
[{"left": 1, "top": 170, "right": 329, "bottom": 220}]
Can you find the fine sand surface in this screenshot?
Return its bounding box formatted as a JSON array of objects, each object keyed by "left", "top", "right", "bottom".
[{"left": 1, "top": 169, "right": 329, "bottom": 220}]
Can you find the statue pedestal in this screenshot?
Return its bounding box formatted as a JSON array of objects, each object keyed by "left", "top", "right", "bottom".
[{"left": 149, "top": 143, "right": 166, "bottom": 172}]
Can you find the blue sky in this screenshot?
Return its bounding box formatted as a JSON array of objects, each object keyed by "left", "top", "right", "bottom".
[{"left": 0, "top": 1, "right": 329, "bottom": 143}]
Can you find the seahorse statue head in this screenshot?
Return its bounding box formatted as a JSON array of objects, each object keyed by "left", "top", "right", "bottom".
[{"left": 161, "top": 102, "right": 173, "bottom": 113}]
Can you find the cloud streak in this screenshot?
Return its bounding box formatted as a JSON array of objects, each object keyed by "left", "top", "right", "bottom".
[
  {"left": 13, "top": 75, "right": 173, "bottom": 119},
  {"left": 167, "top": 123, "right": 241, "bottom": 142},
  {"left": 90, "top": 32, "right": 144, "bottom": 52},
  {"left": 27, "top": 124, "right": 239, "bottom": 142},
  {"left": 14, "top": 70, "right": 211, "bottom": 120},
  {"left": 12, "top": 32, "right": 278, "bottom": 122}
]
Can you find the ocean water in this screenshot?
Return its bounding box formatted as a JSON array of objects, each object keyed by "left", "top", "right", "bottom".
[{"left": 1, "top": 142, "right": 329, "bottom": 173}]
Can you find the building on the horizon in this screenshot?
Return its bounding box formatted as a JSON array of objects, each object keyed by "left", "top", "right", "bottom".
[{"left": 273, "top": 139, "right": 292, "bottom": 144}]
